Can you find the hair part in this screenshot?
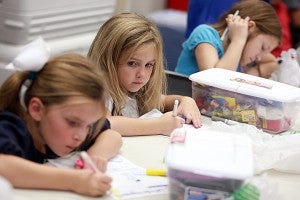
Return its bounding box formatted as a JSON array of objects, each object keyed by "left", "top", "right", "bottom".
[{"left": 88, "top": 12, "right": 167, "bottom": 116}]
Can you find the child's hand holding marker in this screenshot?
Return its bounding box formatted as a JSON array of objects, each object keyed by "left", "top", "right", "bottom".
[
  {"left": 80, "top": 151, "right": 101, "bottom": 173},
  {"left": 75, "top": 151, "right": 107, "bottom": 172},
  {"left": 172, "top": 99, "right": 179, "bottom": 117},
  {"left": 175, "top": 97, "right": 202, "bottom": 128},
  {"left": 223, "top": 10, "right": 250, "bottom": 44},
  {"left": 221, "top": 10, "right": 239, "bottom": 41},
  {"left": 74, "top": 151, "right": 112, "bottom": 196}
]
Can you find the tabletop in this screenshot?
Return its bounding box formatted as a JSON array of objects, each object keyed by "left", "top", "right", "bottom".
[{"left": 13, "top": 116, "right": 300, "bottom": 200}]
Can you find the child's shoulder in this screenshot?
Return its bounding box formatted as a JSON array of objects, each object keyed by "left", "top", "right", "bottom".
[
  {"left": 0, "top": 111, "right": 28, "bottom": 136},
  {"left": 191, "top": 24, "right": 217, "bottom": 37},
  {"left": 188, "top": 24, "right": 219, "bottom": 42}
]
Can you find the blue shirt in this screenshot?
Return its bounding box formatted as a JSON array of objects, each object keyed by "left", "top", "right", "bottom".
[
  {"left": 175, "top": 25, "right": 224, "bottom": 76},
  {"left": 0, "top": 111, "right": 110, "bottom": 163}
]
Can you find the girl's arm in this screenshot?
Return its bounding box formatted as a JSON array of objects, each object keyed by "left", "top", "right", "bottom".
[
  {"left": 87, "top": 129, "right": 122, "bottom": 163},
  {"left": 107, "top": 113, "right": 184, "bottom": 136},
  {"left": 161, "top": 94, "right": 202, "bottom": 128},
  {"left": 195, "top": 16, "right": 249, "bottom": 71},
  {"left": 0, "top": 154, "right": 111, "bottom": 196},
  {"left": 244, "top": 53, "right": 278, "bottom": 78}
]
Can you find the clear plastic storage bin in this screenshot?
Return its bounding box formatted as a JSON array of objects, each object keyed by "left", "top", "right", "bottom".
[
  {"left": 189, "top": 68, "right": 300, "bottom": 134},
  {"left": 166, "top": 128, "right": 253, "bottom": 200}
]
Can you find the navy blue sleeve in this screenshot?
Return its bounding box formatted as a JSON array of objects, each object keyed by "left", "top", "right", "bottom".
[
  {"left": 100, "top": 118, "right": 110, "bottom": 132},
  {"left": 0, "top": 112, "right": 35, "bottom": 158}
]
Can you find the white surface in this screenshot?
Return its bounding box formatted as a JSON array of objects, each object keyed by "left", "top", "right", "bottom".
[
  {"left": 0, "top": 0, "right": 116, "bottom": 44},
  {"left": 147, "top": 9, "right": 187, "bottom": 30},
  {"left": 166, "top": 129, "right": 253, "bottom": 179},
  {"left": 189, "top": 68, "right": 300, "bottom": 102},
  {"left": 13, "top": 116, "right": 300, "bottom": 200},
  {"left": 0, "top": 33, "right": 96, "bottom": 68}
]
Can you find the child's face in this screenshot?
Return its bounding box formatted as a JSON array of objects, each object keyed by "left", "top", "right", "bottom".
[
  {"left": 240, "top": 34, "right": 279, "bottom": 67},
  {"left": 34, "top": 96, "right": 104, "bottom": 156},
  {"left": 117, "top": 43, "right": 156, "bottom": 94}
]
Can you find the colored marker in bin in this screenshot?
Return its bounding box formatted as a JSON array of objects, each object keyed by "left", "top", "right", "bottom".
[{"left": 146, "top": 169, "right": 167, "bottom": 176}]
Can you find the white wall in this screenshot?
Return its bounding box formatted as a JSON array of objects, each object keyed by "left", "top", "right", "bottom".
[{"left": 115, "top": 0, "right": 166, "bottom": 14}]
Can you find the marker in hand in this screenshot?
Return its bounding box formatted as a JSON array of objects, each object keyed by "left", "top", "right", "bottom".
[
  {"left": 80, "top": 151, "right": 99, "bottom": 173},
  {"left": 220, "top": 10, "right": 240, "bottom": 41},
  {"left": 172, "top": 99, "right": 179, "bottom": 117}
]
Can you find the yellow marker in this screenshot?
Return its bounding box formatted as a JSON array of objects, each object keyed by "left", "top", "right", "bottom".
[
  {"left": 146, "top": 169, "right": 167, "bottom": 176},
  {"left": 111, "top": 188, "right": 121, "bottom": 200}
]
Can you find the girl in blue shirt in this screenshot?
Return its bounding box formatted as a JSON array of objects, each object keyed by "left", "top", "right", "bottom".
[{"left": 175, "top": 0, "right": 281, "bottom": 77}]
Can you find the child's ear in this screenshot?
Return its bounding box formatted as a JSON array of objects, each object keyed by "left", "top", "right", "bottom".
[
  {"left": 28, "top": 97, "right": 45, "bottom": 121},
  {"left": 248, "top": 21, "right": 256, "bottom": 33}
]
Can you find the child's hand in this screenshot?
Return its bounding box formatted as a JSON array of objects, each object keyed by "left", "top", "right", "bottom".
[
  {"left": 177, "top": 97, "right": 202, "bottom": 128},
  {"left": 72, "top": 169, "right": 112, "bottom": 196},
  {"left": 159, "top": 112, "right": 185, "bottom": 136},
  {"left": 227, "top": 14, "right": 250, "bottom": 44},
  {"left": 75, "top": 155, "right": 108, "bottom": 173},
  {"left": 90, "top": 155, "right": 108, "bottom": 173}
]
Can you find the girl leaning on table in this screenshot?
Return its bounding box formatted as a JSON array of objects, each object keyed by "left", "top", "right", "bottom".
[
  {"left": 0, "top": 38, "right": 122, "bottom": 197},
  {"left": 175, "top": 0, "right": 282, "bottom": 78},
  {"left": 88, "top": 12, "right": 202, "bottom": 136}
]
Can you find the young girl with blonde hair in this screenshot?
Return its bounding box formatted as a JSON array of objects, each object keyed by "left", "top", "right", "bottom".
[
  {"left": 0, "top": 38, "right": 122, "bottom": 196},
  {"left": 88, "top": 12, "right": 202, "bottom": 136}
]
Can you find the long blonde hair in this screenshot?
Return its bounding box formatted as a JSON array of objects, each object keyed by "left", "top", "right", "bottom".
[
  {"left": 213, "top": 0, "right": 282, "bottom": 42},
  {"left": 88, "top": 12, "right": 166, "bottom": 116}
]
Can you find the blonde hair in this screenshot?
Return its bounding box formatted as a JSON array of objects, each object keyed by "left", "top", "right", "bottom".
[
  {"left": 213, "top": 0, "right": 282, "bottom": 42},
  {"left": 88, "top": 12, "right": 166, "bottom": 116},
  {"left": 0, "top": 53, "right": 107, "bottom": 120}
]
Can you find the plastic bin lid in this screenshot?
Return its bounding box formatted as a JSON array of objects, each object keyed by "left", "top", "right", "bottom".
[
  {"left": 189, "top": 68, "right": 300, "bottom": 102},
  {"left": 166, "top": 129, "right": 253, "bottom": 180}
]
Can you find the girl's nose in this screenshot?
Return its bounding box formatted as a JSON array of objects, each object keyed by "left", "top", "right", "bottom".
[
  {"left": 72, "top": 130, "right": 86, "bottom": 143},
  {"left": 136, "top": 67, "right": 146, "bottom": 77}
]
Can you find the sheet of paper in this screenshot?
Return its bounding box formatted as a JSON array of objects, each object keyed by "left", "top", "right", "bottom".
[
  {"left": 107, "top": 155, "right": 168, "bottom": 199},
  {"left": 46, "top": 154, "right": 168, "bottom": 200}
]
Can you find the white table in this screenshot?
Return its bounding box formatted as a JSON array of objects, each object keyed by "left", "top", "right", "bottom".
[{"left": 14, "top": 116, "right": 300, "bottom": 200}]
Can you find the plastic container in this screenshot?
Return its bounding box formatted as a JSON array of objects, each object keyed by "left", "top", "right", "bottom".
[
  {"left": 0, "top": 0, "right": 116, "bottom": 67},
  {"left": 0, "top": 0, "right": 116, "bottom": 44},
  {"left": 166, "top": 128, "right": 253, "bottom": 200},
  {"left": 189, "top": 68, "right": 300, "bottom": 134}
]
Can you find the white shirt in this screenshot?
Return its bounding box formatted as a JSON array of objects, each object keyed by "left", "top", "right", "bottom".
[{"left": 107, "top": 96, "right": 139, "bottom": 118}]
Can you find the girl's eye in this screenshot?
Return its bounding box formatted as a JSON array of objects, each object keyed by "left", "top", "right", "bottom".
[
  {"left": 146, "top": 63, "right": 155, "bottom": 68},
  {"left": 127, "top": 61, "right": 138, "bottom": 67},
  {"left": 67, "top": 119, "right": 80, "bottom": 127}
]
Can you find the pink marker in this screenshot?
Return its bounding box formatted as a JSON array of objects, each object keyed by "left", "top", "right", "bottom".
[{"left": 80, "top": 151, "right": 99, "bottom": 173}]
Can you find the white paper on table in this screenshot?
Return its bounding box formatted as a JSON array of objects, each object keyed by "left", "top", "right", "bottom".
[
  {"left": 107, "top": 155, "right": 168, "bottom": 200},
  {"left": 46, "top": 154, "right": 168, "bottom": 200}
]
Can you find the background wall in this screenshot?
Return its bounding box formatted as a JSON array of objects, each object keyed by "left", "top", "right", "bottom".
[{"left": 115, "top": 0, "right": 166, "bottom": 14}]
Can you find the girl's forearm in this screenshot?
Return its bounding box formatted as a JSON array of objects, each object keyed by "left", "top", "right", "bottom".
[
  {"left": 0, "top": 154, "right": 76, "bottom": 191},
  {"left": 108, "top": 116, "right": 167, "bottom": 136},
  {"left": 87, "top": 129, "right": 122, "bottom": 160},
  {"left": 216, "top": 40, "right": 245, "bottom": 71}
]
